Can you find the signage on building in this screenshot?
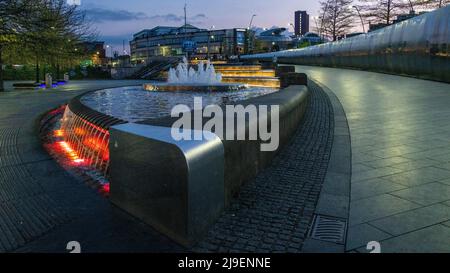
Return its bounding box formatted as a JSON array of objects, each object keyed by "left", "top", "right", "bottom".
[{"left": 182, "top": 41, "right": 197, "bottom": 53}]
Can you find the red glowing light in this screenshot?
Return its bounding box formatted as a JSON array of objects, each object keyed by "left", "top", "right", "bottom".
[{"left": 101, "top": 183, "right": 110, "bottom": 193}]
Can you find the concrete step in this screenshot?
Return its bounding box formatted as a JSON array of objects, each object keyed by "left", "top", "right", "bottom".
[
  {"left": 218, "top": 70, "right": 276, "bottom": 77},
  {"left": 221, "top": 76, "right": 280, "bottom": 88},
  {"left": 214, "top": 65, "right": 263, "bottom": 71}
]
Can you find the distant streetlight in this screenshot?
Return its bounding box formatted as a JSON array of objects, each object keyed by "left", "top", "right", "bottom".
[
  {"left": 207, "top": 25, "right": 215, "bottom": 60},
  {"left": 288, "top": 23, "right": 295, "bottom": 34},
  {"left": 106, "top": 44, "right": 113, "bottom": 58},
  {"left": 248, "top": 14, "right": 257, "bottom": 30},
  {"left": 351, "top": 5, "right": 366, "bottom": 33}
]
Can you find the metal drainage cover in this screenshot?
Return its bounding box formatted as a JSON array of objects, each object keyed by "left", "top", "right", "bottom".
[{"left": 309, "top": 215, "right": 347, "bottom": 244}]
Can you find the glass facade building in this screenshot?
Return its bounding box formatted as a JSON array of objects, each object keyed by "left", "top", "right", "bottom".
[{"left": 130, "top": 25, "right": 251, "bottom": 63}]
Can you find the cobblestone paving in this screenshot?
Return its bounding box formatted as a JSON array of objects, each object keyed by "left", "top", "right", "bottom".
[
  {"left": 193, "top": 81, "right": 334, "bottom": 253},
  {"left": 0, "top": 81, "right": 184, "bottom": 253}
]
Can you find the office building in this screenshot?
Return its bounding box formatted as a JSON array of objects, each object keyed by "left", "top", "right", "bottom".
[
  {"left": 294, "top": 10, "right": 310, "bottom": 36},
  {"left": 130, "top": 24, "right": 251, "bottom": 63}
]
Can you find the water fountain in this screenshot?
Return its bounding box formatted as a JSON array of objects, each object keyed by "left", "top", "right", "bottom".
[
  {"left": 168, "top": 57, "right": 222, "bottom": 84},
  {"left": 143, "top": 57, "right": 247, "bottom": 92},
  {"left": 43, "top": 57, "right": 280, "bottom": 192}
]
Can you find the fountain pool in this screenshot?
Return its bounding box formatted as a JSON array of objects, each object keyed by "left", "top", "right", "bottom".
[
  {"left": 45, "top": 59, "right": 280, "bottom": 187},
  {"left": 81, "top": 85, "right": 278, "bottom": 122}
]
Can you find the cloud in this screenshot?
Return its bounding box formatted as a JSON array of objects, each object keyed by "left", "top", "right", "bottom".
[
  {"left": 84, "top": 8, "right": 207, "bottom": 24},
  {"left": 84, "top": 8, "right": 148, "bottom": 22}
]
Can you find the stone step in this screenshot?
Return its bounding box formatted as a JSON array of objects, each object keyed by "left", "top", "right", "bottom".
[
  {"left": 221, "top": 76, "right": 280, "bottom": 88},
  {"left": 218, "top": 70, "right": 276, "bottom": 77},
  {"left": 214, "top": 65, "right": 262, "bottom": 71}
]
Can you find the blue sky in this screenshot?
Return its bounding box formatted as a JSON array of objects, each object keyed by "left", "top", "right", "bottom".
[{"left": 78, "top": 0, "right": 322, "bottom": 54}]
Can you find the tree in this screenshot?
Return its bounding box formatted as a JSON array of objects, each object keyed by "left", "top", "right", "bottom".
[
  {"left": 0, "top": 0, "right": 95, "bottom": 90},
  {"left": 319, "top": 0, "right": 355, "bottom": 41},
  {"left": 21, "top": 0, "right": 96, "bottom": 82},
  {"left": 358, "top": 0, "right": 412, "bottom": 25},
  {"left": 0, "top": 0, "right": 34, "bottom": 91},
  {"left": 409, "top": 0, "right": 450, "bottom": 10}
]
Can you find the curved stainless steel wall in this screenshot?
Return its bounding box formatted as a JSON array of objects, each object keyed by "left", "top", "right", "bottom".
[{"left": 242, "top": 6, "right": 450, "bottom": 83}]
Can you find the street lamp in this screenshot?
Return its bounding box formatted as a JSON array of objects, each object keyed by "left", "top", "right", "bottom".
[
  {"left": 288, "top": 23, "right": 295, "bottom": 36},
  {"left": 248, "top": 14, "right": 257, "bottom": 30},
  {"left": 106, "top": 45, "right": 114, "bottom": 63},
  {"left": 207, "top": 25, "right": 215, "bottom": 60},
  {"left": 351, "top": 5, "right": 366, "bottom": 33}
]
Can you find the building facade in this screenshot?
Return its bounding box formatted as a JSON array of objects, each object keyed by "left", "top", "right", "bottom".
[
  {"left": 81, "top": 41, "right": 107, "bottom": 66},
  {"left": 254, "top": 28, "right": 293, "bottom": 53},
  {"left": 130, "top": 25, "right": 251, "bottom": 63},
  {"left": 294, "top": 10, "right": 309, "bottom": 37}
]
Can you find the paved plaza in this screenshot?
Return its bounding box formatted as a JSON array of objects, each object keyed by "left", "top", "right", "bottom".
[
  {"left": 1, "top": 68, "right": 450, "bottom": 253},
  {"left": 0, "top": 80, "right": 184, "bottom": 252},
  {"left": 193, "top": 81, "right": 335, "bottom": 253},
  {"left": 295, "top": 66, "right": 450, "bottom": 252}
]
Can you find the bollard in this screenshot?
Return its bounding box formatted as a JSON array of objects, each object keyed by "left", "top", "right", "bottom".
[
  {"left": 64, "top": 73, "right": 69, "bottom": 82},
  {"left": 45, "top": 73, "right": 53, "bottom": 88}
]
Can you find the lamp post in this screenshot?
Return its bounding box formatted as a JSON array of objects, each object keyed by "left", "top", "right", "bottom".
[
  {"left": 106, "top": 45, "right": 113, "bottom": 65},
  {"left": 248, "top": 14, "right": 257, "bottom": 30},
  {"left": 288, "top": 23, "right": 295, "bottom": 36},
  {"left": 207, "top": 25, "right": 215, "bottom": 60},
  {"left": 351, "top": 5, "right": 366, "bottom": 33}
]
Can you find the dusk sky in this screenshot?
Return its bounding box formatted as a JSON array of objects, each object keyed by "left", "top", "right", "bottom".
[{"left": 78, "top": 0, "right": 322, "bottom": 54}]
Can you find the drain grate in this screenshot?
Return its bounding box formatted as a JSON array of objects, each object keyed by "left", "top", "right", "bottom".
[{"left": 309, "top": 215, "right": 347, "bottom": 244}]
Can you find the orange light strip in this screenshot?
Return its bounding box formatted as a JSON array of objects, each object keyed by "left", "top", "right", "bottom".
[
  {"left": 57, "top": 141, "right": 85, "bottom": 164},
  {"left": 54, "top": 129, "right": 64, "bottom": 137}
]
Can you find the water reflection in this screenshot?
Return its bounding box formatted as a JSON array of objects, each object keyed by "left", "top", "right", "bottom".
[{"left": 81, "top": 86, "right": 278, "bottom": 122}]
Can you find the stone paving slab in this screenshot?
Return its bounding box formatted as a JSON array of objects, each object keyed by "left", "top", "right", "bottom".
[
  {"left": 351, "top": 178, "right": 407, "bottom": 201},
  {"left": 356, "top": 225, "right": 450, "bottom": 253},
  {"left": 390, "top": 182, "right": 450, "bottom": 206},
  {"left": 346, "top": 223, "right": 391, "bottom": 250},
  {"left": 295, "top": 65, "right": 450, "bottom": 252},
  {"left": 369, "top": 204, "right": 450, "bottom": 236}
]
